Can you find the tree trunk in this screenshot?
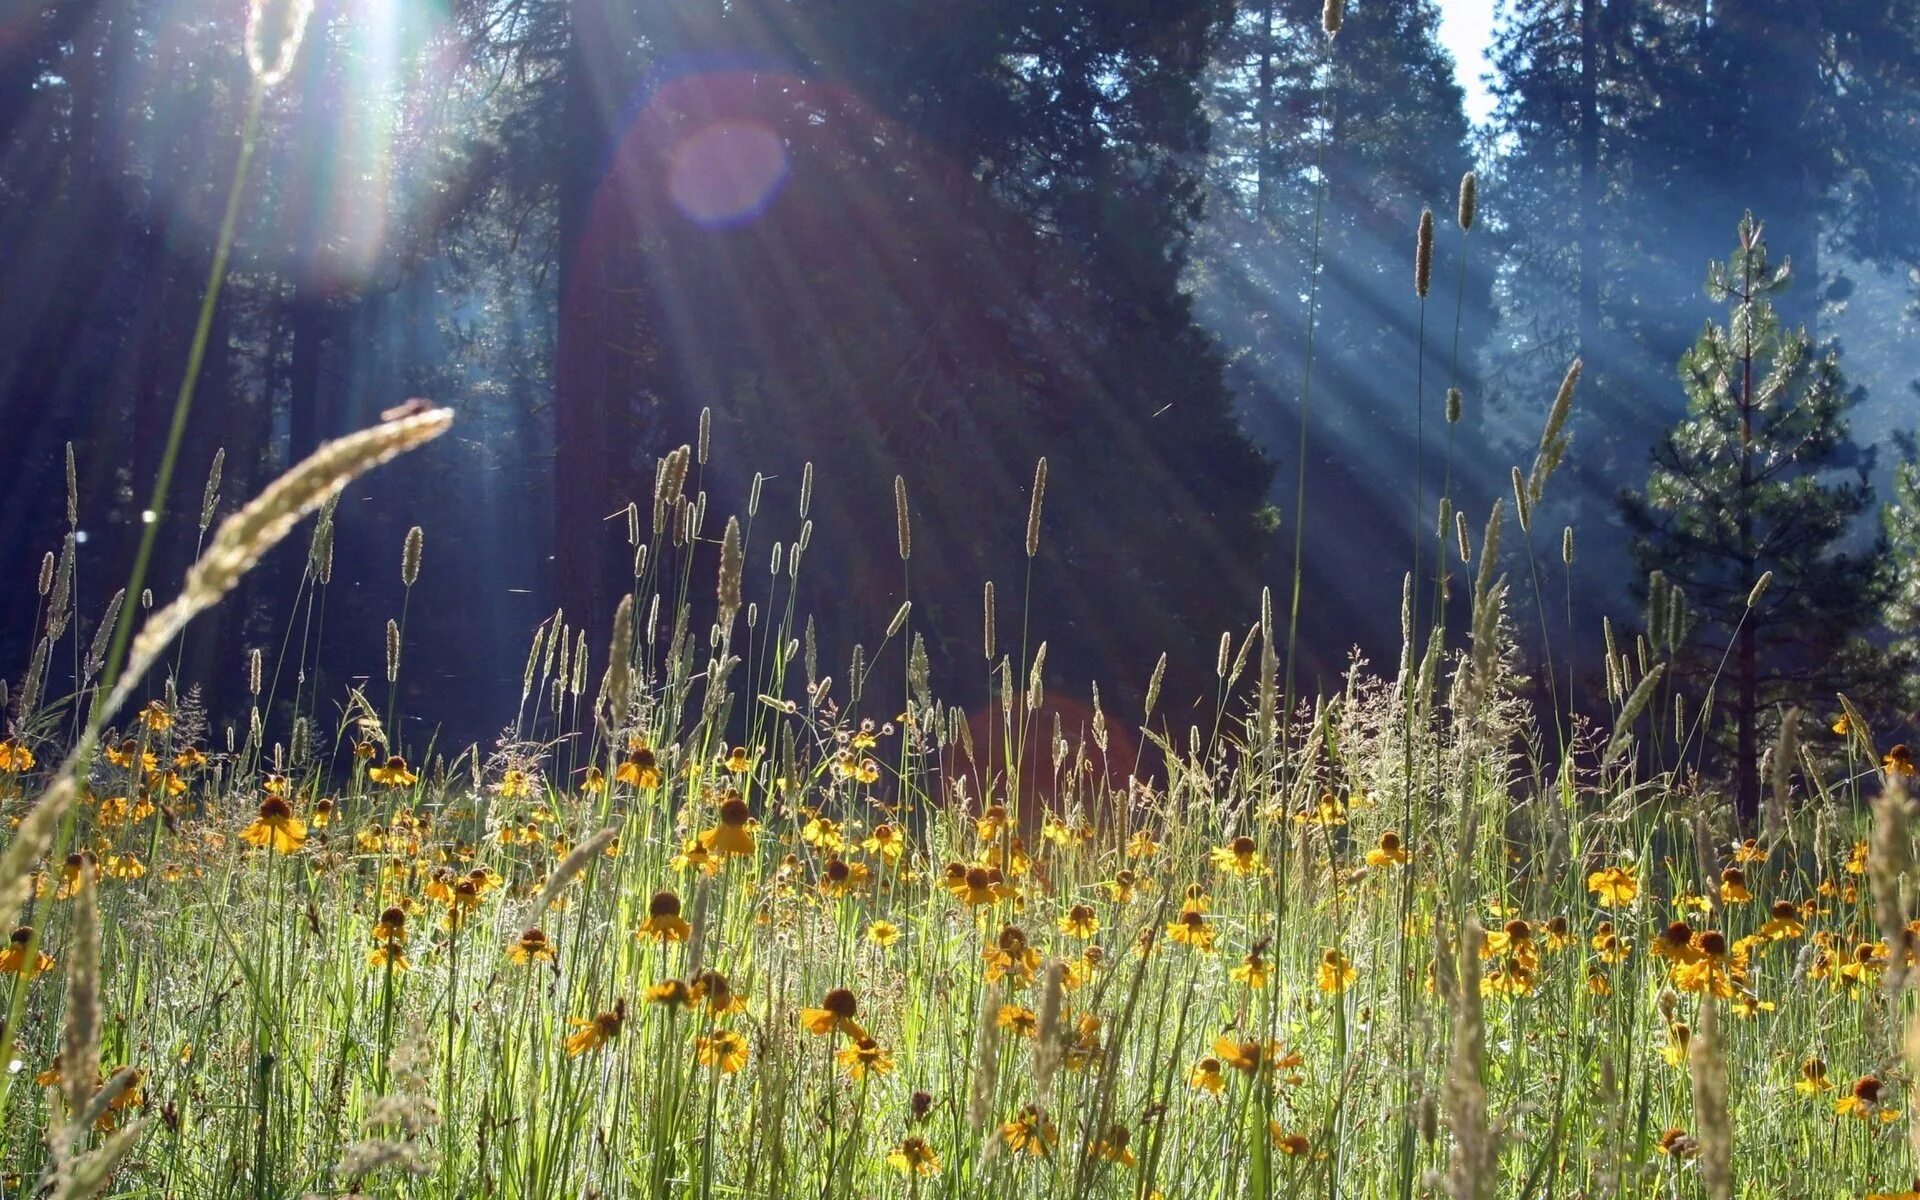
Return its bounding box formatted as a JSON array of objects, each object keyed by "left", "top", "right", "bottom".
[
  {"left": 1577, "top": 0, "right": 1601, "bottom": 360},
  {"left": 553, "top": 0, "right": 621, "bottom": 638}
]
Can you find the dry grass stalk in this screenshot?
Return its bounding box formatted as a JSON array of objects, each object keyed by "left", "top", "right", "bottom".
[
  {"left": 110, "top": 405, "right": 452, "bottom": 722},
  {"left": 1443, "top": 919, "right": 1494, "bottom": 1200},
  {"left": 533, "top": 825, "right": 620, "bottom": 916},
  {"left": 1025, "top": 458, "right": 1047, "bottom": 558},
  {"left": 1689, "top": 1000, "right": 1733, "bottom": 1200}
]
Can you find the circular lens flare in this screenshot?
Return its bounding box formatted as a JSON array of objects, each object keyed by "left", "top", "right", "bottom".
[{"left": 667, "top": 120, "right": 788, "bottom": 227}]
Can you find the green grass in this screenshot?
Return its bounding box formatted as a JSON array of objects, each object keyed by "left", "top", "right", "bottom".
[{"left": 0, "top": 433, "right": 1914, "bottom": 1200}]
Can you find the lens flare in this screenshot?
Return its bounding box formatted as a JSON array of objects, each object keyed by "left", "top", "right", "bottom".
[{"left": 667, "top": 120, "right": 788, "bottom": 228}]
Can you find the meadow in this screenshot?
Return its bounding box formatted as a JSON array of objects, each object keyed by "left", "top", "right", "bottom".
[{"left": 0, "top": 394, "right": 1916, "bottom": 1200}]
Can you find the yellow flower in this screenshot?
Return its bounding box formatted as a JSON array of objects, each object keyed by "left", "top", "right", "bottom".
[
  {"left": 137, "top": 700, "right": 173, "bottom": 732},
  {"left": 1295, "top": 794, "right": 1346, "bottom": 826},
  {"left": 646, "top": 979, "right": 694, "bottom": 1009},
  {"left": 637, "top": 891, "right": 692, "bottom": 943},
  {"left": 1655, "top": 1128, "right": 1698, "bottom": 1159},
  {"left": 1166, "top": 909, "right": 1217, "bottom": 952},
  {"left": 1885, "top": 744, "right": 1916, "bottom": 777},
  {"left": 699, "top": 795, "right": 756, "bottom": 858},
  {"left": 671, "top": 837, "right": 721, "bottom": 876},
  {"left": 1658, "top": 1023, "right": 1691, "bottom": 1068},
  {"left": 616, "top": 744, "right": 663, "bottom": 789},
  {"left": 0, "top": 927, "right": 54, "bottom": 978},
  {"left": 1230, "top": 950, "right": 1271, "bottom": 989},
  {"left": 1836, "top": 1075, "right": 1900, "bottom": 1122},
  {"left": 565, "top": 1000, "right": 626, "bottom": 1056},
  {"left": 368, "top": 756, "right": 418, "bottom": 788},
  {"left": 1364, "top": 831, "right": 1411, "bottom": 869},
  {"left": 801, "top": 815, "right": 848, "bottom": 853},
  {"left": 999, "top": 1106, "right": 1057, "bottom": 1156},
  {"left": 799, "top": 988, "right": 865, "bottom": 1039},
  {"left": 1586, "top": 865, "right": 1638, "bottom": 908},
  {"left": 1269, "top": 1125, "right": 1312, "bottom": 1158},
  {"left": 1125, "top": 830, "right": 1160, "bottom": 860},
  {"left": 723, "top": 746, "right": 753, "bottom": 774},
  {"left": 0, "top": 740, "right": 36, "bottom": 771},
  {"left": 1091, "top": 1125, "right": 1136, "bottom": 1168},
  {"left": 1757, "top": 900, "right": 1805, "bottom": 941},
  {"left": 508, "top": 928, "right": 556, "bottom": 965},
  {"left": 1210, "top": 835, "right": 1265, "bottom": 877},
  {"left": 1189, "top": 1056, "right": 1226, "bottom": 1094},
  {"left": 498, "top": 768, "right": 535, "bottom": 798},
  {"left": 1718, "top": 867, "right": 1752, "bottom": 905},
  {"left": 1831, "top": 713, "right": 1851, "bottom": 735},
  {"left": 886, "top": 1136, "right": 942, "bottom": 1177},
  {"left": 818, "top": 858, "right": 870, "bottom": 899},
  {"left": 1795, "top": 1057, "right": 1832, "bottom": 1096},
  {"left": 697, "top": 1029, "right": 750, "bottom": 1074},
  {"left": 1103, "top": 869, "right": 1145, "bottom": 903},
  {"left": 1317, "top": 948, "right": 1357, "bottom": 994},
  {"left": 1057, "top": 904, "right": 1098, "bottom": 939},
  {"left": 951, "top": 865, "right": 1014, "bottom": 908},
  {"left": 240, "top": 798, "right": 307, "bottom": 854},
  {"left": 866, "top": 919, "right": 901, "bottom": 947},
  {"left": 836, "top": 1036, "right": 894, "bottom": 1079},
  {"left": 861, "top": 823, "right": 906, "bottom": 865}
]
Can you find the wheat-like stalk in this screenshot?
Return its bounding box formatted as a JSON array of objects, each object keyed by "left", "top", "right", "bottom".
[{"left": 107, "top": 406, "right": 452, "bottom": 722}]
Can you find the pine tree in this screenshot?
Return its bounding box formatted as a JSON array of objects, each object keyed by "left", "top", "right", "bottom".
[{"left": 1622, "top": 214, "right": 1898, "bottom": 822}]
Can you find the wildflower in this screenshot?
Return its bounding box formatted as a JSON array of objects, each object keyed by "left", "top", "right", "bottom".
[
  {"left": 1671, "top": 929, "right": 1738, "bottom": 997},
  {"left": 1296, "top": 794, "right": 1346, "bottom": 826},
  {"left": 240, "top": 797, "right": 307, "bottom": 854},
  {"left": 976, "top": 805, "right": 1008, "bottom": 841},
  {"left": 1231, "top": 949, "right": 1272, "bottom": 988},
  {"left": 1058, "top": 904, "right": 1098, "bottom": 939},
  {"left": 1655, "top": 1128, "right": 1698, "bottom": 1159},
  {"left": 1651, "top": 920, "right": 1700, "bottom": 965},
  {"left": 1104, "top": 869, "right": 1143, "bottom": 903},
  {"left": 1658, "top": 1023, "right": 1691, "bottom": 1068},
  {"left": 1317, "top": 948, "right": 1357, "bottom": 994},
  {"left": 1718, "top": 867, "right": 1752, "bottom": 905},
  {"left": 671, "top": 837, "right": 720, "bottom": 876},
  {"left": 0, "top": 740, "right": 35, "bottom": 771},
  {"left": 368, "top": 755, "right": 418, "bottom": 788},
  {"left": 723, "top": 746, "right": 752, "bottom": 774},
  {"left": 616, "top": 743, "right": 662, "bottom": 789},
  {"left": 1000, "top": 1106, "right": 1057, "bottom": 1156},
  {"left": 800, "top": 988, "right": 865, "bottom": 1039},
  {"left": 997, "top": 1004, "right": 1039, "bottom": 1037},
  {"left": 103, "top": 853, "right": 145, "bottom": 880},
  {"left": 1757, "top": 900, "right": 1805, "bottom": 941},
  {"left": 646, "top": 979, "right": 695, "bottom": 1009},
  {"left": 1091, "top": 1125, "right": 1136, "bottom": 1168},
  {"left": 508, "top": 928, "right": 556, "bottom": 965},
  {"left": 862, "top": 823, "right": 905, "bottom": 865},
  {"left": 819, "top": 858, "right": 870, "bottom": 899},
  {"left": 310, "top": 797, "right": 335, "bottom": 828},
  {"left": 498, "top": 768, "right": 535, "bottom": 799},
  {"left": 1587, "top": 866, "right": 1638, "bottom": 908},
  {"left": 368, "top": 907, "right": 410, "bottom": 971},
  {"left": 1837, "top": 1075, "right": 1900, "bottom": 1122},
  {"left": 1125, "top": 830, "right": 1160, "bottom": 860},
  {"left": 697, "top": 1029, "right": 750, "bottom": 1074},
  {"left": 1189, "top": 1057, "right": 1226, "bottom": 1094},
  {"left": 565, "top": 1000, "right": 626, "bottom": 1056},
  {"left": 104, "top": 740, "right": 155, "bottom": 772},
  {"left": 867, "top": 920, "right": 901, "bottom": 947},
  {"left": 1846, "top": 839, "right": 1870, "bottom": 875},
  {"left": 1795, "top": 1057, "right": 1832, "bottom": 1095},
  {"left": 581, "top": 765, "right": 605, "bottom": 791},
  {"left": 887, "top": 1136, "right": 942, "bottom": 1177},
  {"left": 1885, "top": 744, "right": 1915, "bottom": 776},
  {"left": 1167, "top": 909, "right": 1217, "bottom": 952},
  {"left": 836, "top": 1036, "right": 894, "bottom": 1079},
  {"left": 801, "top": 814, "right": 848, "bottom": 853},
  {"left": 0, "top": 928, "right": 54, "bottom": 978},
  {"left": 1270, "top": 1125, "right": 1312, "bottom": 1157},
  {"left": 1365, "top": 831, "right": 1411, "bottom": 869},
  {"left": 953, "top": 865, "right": 1014, "bottom": 908},
  {"left": 1211, "top": 835, "right": 1265, "bottom": 877},
  {"left": 1730, "top": 837, "right": 1767, "bottom": 865},
  {"left": 1837, "top": 941, "right": 1890, "bottom": 989},
  {"left": 173, "top": 746, "right": 207, "bottom": 770},
  {"left": 1832, "top": 713, "right": 1851, "bottom": 735},
  {"left": 1483, "top": 919, "right": 1540, "bottom": 968},
  {"left": 1179, "top": 883, "right": 1211, "bottom": 913},
  {"left": 638, "top": 890, "right": 692, "bottom": 943}
]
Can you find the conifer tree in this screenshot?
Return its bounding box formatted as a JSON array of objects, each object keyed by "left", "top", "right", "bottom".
[{"left": 1622, "top": 214, "right": 1899, "bottom": 822}]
